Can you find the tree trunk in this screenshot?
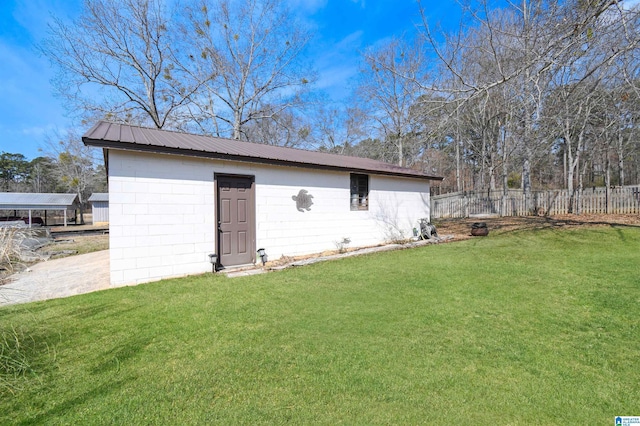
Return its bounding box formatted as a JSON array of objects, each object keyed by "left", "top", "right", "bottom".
[
  {"left": 489, "top": 132, "right": 497, "bottom": 191},
  {"left": 563, "top": 148, "right": 567, "bottom": 189},
  {"left": 454, "top": 108, "right": 462, "bottom": 192},
  {"left": 456, "top": 135, "right": 462, "bottom": 192},
  {"left": 521, "top": 4, "right": 533, "bottom": 207},
  {"left": 233, "top": 109, "right": 242, "bottom": 140},
  {"left": 522, "top": 153, "right": 532, "bottom": 212},
  {"left": 617, "top": 132, "right": 625, "bottom": 186},
  {"left": 501, "top": 129, "right": 508, "bottom": 216},
  {"left": 567, "top": 146, "right": 577, "bottom": 214},
  {"left": 577, "top": 159, "right": 588, "bottom": 215},
  {"left": 489, "top": 164, "right": 496, "bottom": 191},
  {"left": 605, "top": 151, "right": 611, "bottom": 214},
  {"left": 481, "top": 132, "right": 487, "bottom": 190}
]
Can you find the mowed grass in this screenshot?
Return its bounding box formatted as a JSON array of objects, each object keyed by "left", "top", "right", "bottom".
[{"left": 1, "top": 226, "right": 639, "bottom": 424}]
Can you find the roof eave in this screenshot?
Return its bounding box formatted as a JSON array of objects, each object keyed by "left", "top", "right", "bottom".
[
  {"left": 83, "top": 138, "right": 444, "bottom": 181},
  {"left": 0, "top": 205, "right": 77, "bottom": 210}
]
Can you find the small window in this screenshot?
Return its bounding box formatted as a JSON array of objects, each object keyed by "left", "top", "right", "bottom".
[{"left": 350, "top": 173, "right": 369, "bottom": 211}]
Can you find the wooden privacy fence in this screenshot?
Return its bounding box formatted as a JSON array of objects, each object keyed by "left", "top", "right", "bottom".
[{"left": 431, "top": 186, "right": 640, "bottom": 219}]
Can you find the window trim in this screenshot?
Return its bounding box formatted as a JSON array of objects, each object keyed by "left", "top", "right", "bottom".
[{"left": 350, "top": 173, "right": 369, "bottom": 211}]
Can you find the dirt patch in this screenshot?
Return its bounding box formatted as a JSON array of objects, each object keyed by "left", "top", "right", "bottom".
[
  {"left": 39, "top": 234, "right": 109, "bottom": 256},
  {"left": 432, "top": 214, "right": 640, "bottom": 241}
]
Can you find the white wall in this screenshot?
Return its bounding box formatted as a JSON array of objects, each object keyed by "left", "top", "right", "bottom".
[{"left": 108, "top": 150, "right": 431, "bottom": 286}]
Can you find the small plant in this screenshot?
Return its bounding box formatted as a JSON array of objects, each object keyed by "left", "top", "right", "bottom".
[
  {"left": 335, "top": 237, "right": 351, "bottom": 254},
  {"left": 0, "top": 227, "right": 44, "bottom": 284},
  {"left": 277, "top": 255, "right": 295, "bottom": 266},
  {"left": 1, "top": 227, "right": 23, "bottom": 283}
]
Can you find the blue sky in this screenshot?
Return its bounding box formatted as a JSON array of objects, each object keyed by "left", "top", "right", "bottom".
[{"left": 0, "top": 0, "right": 461, "bottom": 160}]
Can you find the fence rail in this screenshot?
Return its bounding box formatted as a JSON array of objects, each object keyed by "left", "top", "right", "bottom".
[{"left": 431, "top": 186, "right": 640, "bottom": 219}]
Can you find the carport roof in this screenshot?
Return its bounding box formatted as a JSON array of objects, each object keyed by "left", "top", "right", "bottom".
[
  {"left": 83, "top": 121, "right": 443, "bottom": 181},
  {"left": 0, "top": 193, "right": 78, "bottom": 210},
  {"left": 88, "top": 193, "right": 109, "bottom": 203}
]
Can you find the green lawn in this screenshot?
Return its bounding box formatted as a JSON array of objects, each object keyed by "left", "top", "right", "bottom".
[{"left": 1, "top": 226, "right": 639, "bottom": 424}]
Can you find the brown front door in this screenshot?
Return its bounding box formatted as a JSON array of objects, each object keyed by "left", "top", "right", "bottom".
[{"left": 216, "top": 174, "right": 255, "bottom": 267}]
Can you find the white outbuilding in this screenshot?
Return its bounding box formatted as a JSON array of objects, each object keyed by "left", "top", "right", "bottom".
[
  {"left": 88, "top": 193, "right": 109, "bottom": 225},
  {"left": 83, "top": 121, "right": 443, "bottom": 287}
]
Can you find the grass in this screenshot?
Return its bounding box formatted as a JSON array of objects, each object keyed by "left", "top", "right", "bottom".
[
  {"left": 41, "top": 234, "right": 109, "bottom": 256},
  {"left": 0, "top": 228, "right": 28, "bottom": 278},
  {"left": 1, "top": 225, "right": 639, "bottom": 424}
]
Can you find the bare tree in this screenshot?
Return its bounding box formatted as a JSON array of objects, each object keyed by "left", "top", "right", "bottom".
[
  {"left": 45, "top": 130, "right": 103, "bottom": 225},
  {"left": 183, "top": 0, "right": 315, "bottom": 140},
  {"left": 40, "top": 0, "right": 200, "bottom": 128},
  {"left": 611, "top": 40, "right": 640, "bottom": 187},
  {"left": 544, "top": 78, "right": 601, "bottom": 211},
  {"left": 242, "top": 107, "right": 312, "bottom": 148},
  {"left": 416, "top": 3, "right": 544, "bottom": 197},
  {"left": 415, "top": 0, "right": 640, "bottom": 199},
  {"left": 307, "top": 103, "right": 368, "bottom": 154},
  {"left": 355, "top": 38, "right": 427, "bottom": 166}
]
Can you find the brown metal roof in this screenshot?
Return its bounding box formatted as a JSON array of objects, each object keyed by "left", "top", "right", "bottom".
[{"left": 82, "top": 121, "right": 443, "bottom": 181}]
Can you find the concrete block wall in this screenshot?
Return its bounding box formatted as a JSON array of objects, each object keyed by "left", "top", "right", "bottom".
[
  {"left": 108, "top": 150, "right": 431, "bottom": 286},
  {"left": 255, "top": 169, "right": 431, "bottom": 257},
  {"left": 108, "top": 151, "right": 216, "bottom": 286}
]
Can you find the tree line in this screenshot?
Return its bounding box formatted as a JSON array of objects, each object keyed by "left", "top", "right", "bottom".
[
  {"left": 27, "top": 0, "right": 640, "bottom": 204},
  {"left": 0, "top": 131, "right": 107, "bottom": 219},
  {"left": 349, "top": 0, "right": 640, "bottom": 203}
]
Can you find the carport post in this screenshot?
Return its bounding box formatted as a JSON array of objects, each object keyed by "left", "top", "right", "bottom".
[
  {"left": 28, "top": 210, "right": 32, "bottom": 228},
  {"left": 64, "top": 209, "right": 67, "bottom": 227}
]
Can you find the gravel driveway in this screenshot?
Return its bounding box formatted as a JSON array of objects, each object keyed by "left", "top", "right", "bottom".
[{"left": 0, "top": 250, "right": 110, "bottom": 307}]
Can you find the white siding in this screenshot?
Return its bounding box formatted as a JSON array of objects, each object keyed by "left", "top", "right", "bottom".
[
  {"left": 108, "top": 150, "right": 431, "bottom": 286},
  {"left": 91, "top": 202, "right": 109, "bottom": 224}
]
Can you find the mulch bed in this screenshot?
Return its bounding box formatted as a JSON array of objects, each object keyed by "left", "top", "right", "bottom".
[{"left": 433, "top": 214, "right": 640, "bottom": 241}]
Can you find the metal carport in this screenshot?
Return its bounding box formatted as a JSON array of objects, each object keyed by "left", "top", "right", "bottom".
[{"left": 0, "top": 193, "right": 79, "bottom": 227}]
